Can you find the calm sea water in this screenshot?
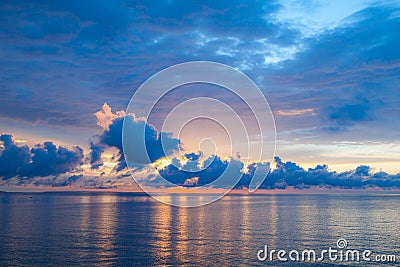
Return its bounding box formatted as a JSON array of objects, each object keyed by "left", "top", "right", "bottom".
[{"left": 0, "top": 192, "right": 399, "bottom": 266}]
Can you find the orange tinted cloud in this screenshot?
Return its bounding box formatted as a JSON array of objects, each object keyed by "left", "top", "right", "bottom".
[{"left": 275, "top": 108, "right": 316, "bottom": 116}]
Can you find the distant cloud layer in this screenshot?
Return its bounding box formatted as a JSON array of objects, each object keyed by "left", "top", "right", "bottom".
[
  {"left": 83, "top": 104, "right": 400, "bottom": 190},
  {"left": 159, "top": 155, "right": 244, "bottom": 187},
  {"left": 155, "top": 156, "right": 400, "bottom": 190},
  {"left": 251, "top": 157, "right": 400, "bottom": 190},
  {"left": 4, "top": 101, "right": 398, "bottom": 190},
  {"left": 0, "top": 134, "right": 84, "bottom": 180},
  {"left": 1, "top": 129, "right": 399, "bottom": 189}
]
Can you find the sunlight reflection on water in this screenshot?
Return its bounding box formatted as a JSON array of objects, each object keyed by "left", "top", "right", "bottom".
[{"left": 0, "top": 192, "right": 399, "bottom": 266}]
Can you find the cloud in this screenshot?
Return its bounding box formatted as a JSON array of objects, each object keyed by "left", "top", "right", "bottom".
[
  {"left": 20, "top": 141, "right": 83, "bottom": 177},
  {"left": 183, "top": 177, "right": 199, "bottom": 186},
  {"left": 145, "top": 154, "right": 400, "bottom": 190},
  {"left": 158, "top": 155, "right": 244, "bottom": 187},
  {"left": 86, "top": 103, "right": 400, "bottom": 190},
  {"left": 262, "top": 3, "right": 400, "bottom": 138},
  {"left": 2, "top": 128, "right": 399, "bottom": 190},
  {"left": 11, "top": 0, "right": 136, "bottom": 45},
  {"left": 0, "top": 133, "right": 84, "bottom": 180},
  {"left": 1, "top": 1, "right": 399, "bottom": 146},
  {"left": 185, "top": 152, "right": 202, "bottom": 161},
  {"left": 276, "top": 108, "right": 315, "bottom": 116},
  {"left": 89, "top": 116, "right": 124, "bottom": 171},
  {"left": 89, "top": 103, "right": 180, "bottom": 171},
  {"left": 326, "top": 98, "right": 372, "bottom": 130},
  {"left": 94, "top": 103, "right": 125, "bottom": 130},
  {"left": 0, "top": 0, "right": 302, "bottom": 132},
  {"left": 52, "top": 174, "right": 84, "bottom": 187},
  {"left": 241, "top": 157, "right": 400, "bottom": 189},
  {"left": 0, "top": 134, "right": 31, "bottom": 179},
  {"left": 89, "top": 140, "right": 105, "bottom": 170}
]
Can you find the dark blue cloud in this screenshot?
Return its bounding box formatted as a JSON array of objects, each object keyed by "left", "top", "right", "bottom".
[
  {"left": 52, "top": 174, "right": 84, "bottom": 187},
  {"left": 2, "top": 128, "right": 399, "bottom": 189},
  {"left": 0, "top": 0, "right": 299, "bottom": 130},
  {"left": 265, "top": 4, "right": 400, "bottom": 133},
  {"left": 1, "top": 1, "right": 398, "bottom": 140},
  {"left": 134, "top": 0, "right": 293, "bottom": 39},
  {"left": 89, "top": 117, "right": 124, "bottom": 171},
  {"left": 328, "top": 99, "right": 372, "bottom": 124},
  {"left": 90, "top": 115, "right": 180, "bottom": 171},
  {"left": 239, "top": 157, "right": 400, "bottom": 190},
  {"left": 155, "top": 155, "right": 400, "bottom": 190},
  {"left": 158, "top": 155, "right": 244, "bottom": 187},
  {"left": 0, "top": 134, "right": 31, "bottom": 179},
  {"left": 185, "top": 152, "right": 202, "bottom": 161},
  {"left": 5, "top": 0, "right": 134, "bottom": 43},
  {"left": 0, "top": 133, "right": 84, "bottom": 180},
  {"left": 354, "top": 165, "right": 370, "bottom": 176},
  {"left": 323, "top": 97, "right": 374, "bottom": 131},
  {"left": 89, "top": 140, "right": 105, "bottom": 170},
  {"left": 154, "top": 155, "right": 400, "bottom": 189},
  {"left": 20, "top": 141, "right": 84, "bottom": 177}
]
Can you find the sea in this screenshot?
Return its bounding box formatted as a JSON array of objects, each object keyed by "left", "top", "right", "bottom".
[{"left": 0, "top": 192, "right": 399, "bottom": 266}]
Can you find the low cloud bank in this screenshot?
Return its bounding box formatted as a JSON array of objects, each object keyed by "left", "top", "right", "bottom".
[
  {"left": 245, "top": 157, "right": 400, "bottom": 189},
  {"left": 0, "top": 134, "right": 84, "bottom": 180},
  {"left": 86, "top": 104, "right": 400, "bottom": 190},
  {"left": 1, "top": 102, "right": 399, "bottom": 190},
  {"left": 156, "top": 156, "right": 400, "bottom": 189}
]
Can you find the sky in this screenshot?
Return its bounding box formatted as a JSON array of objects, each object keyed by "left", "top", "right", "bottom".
[{"left": 0, "top": 0, "right": 400, "bottom": 189}]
